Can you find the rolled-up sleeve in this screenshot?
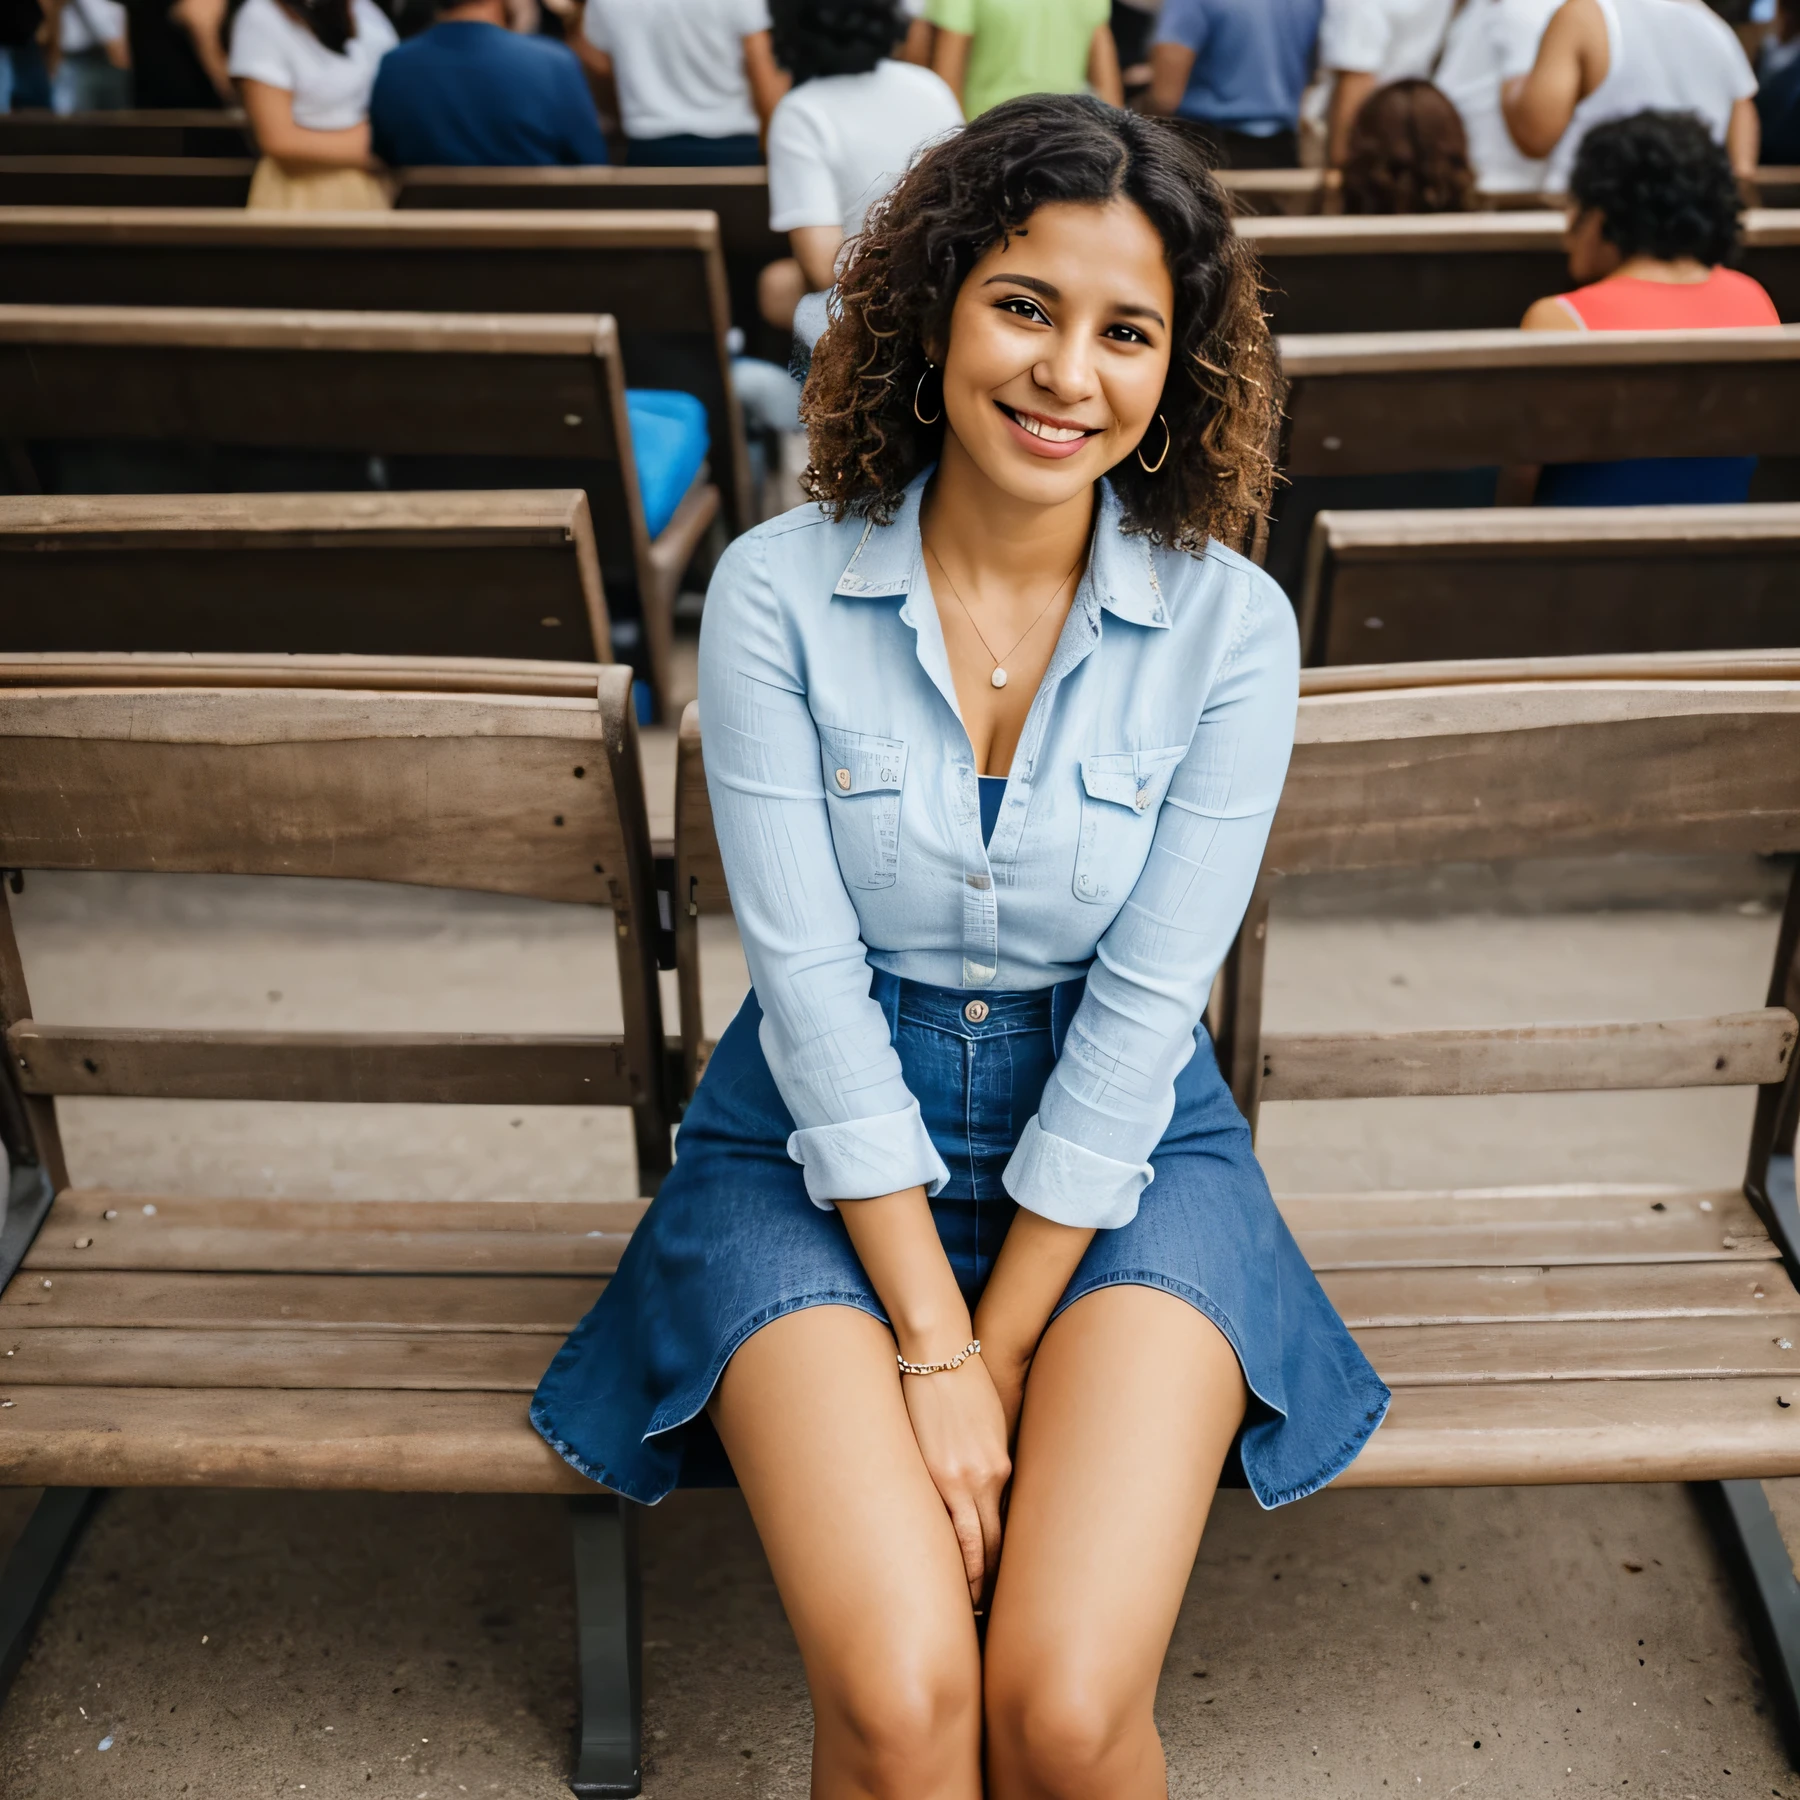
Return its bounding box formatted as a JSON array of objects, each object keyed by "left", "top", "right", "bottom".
[
  {"left": 1003, "top": 567, "right": 1300, "bottom": 1230},
  {"left": 696, "top": 532, "right": 951, "bottom": 1208}
]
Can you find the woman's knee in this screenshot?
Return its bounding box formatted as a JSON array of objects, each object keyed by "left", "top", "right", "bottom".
[
  {"left": 984, "top": 1658, "right": 1152, "bottom": 1798},
  {"left": 817, "top": 1649, "right": 982, "bottom": 1797}
]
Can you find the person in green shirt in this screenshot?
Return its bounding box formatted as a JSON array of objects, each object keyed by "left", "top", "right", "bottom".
[{"left": 927, "top": 0, "right": 1122, "bottom": 118}]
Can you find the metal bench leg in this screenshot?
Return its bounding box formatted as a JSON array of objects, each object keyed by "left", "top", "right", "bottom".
[
  {"left": 0, "top": 1487, "right": 97, "bottom": 1708},
  {"left": 569, "top": 1493, "right": 642, "bottom": 1798},
  {"left": 1698, "top": 1477, "right": 1800, "bottom": 1768}
]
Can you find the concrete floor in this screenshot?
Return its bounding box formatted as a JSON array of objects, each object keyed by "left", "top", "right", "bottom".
[{"left": 0, "top": 720, "right": 1796, "bottom": 1796}]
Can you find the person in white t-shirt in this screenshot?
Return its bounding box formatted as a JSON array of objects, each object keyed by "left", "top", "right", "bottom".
[
  {"left": 1502, "top": 0, "right": 1760, "bottom": 187},
  {"left": 757, "top": 0, "right": 962, "bottom": 331},
  {"left": 1434, "top": 0, "right": 1563, "bottom": 191},
  {"left": 53, "top": 0, "right": 131, "bottom": 110},
  {"left": 1318, "top": 0, "right": 1458, "bottom": 164},
  {"left": 229, "top": 0, "right": 396, "bottom": 208},
  {"left": 582, "top": 0, "right": 787, "bottom": 165}
]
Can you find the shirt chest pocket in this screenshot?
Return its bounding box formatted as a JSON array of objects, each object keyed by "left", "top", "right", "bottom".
[
  {"left": 1073, "top": 746, "right": 1187, "bottom": 906},
  {"left": 819, "top": 725, "right": 908, "bottom": 891}
]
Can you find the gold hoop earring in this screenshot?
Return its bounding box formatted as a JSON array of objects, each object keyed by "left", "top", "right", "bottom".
[
  {"left": 913, "top": 364, "right": 942, "bottom": 426},
  {"left": 1137, "top": 413, "right": 1171, "bottom": 474}
]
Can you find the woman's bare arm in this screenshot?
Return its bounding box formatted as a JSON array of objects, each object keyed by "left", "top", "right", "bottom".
[
  {"left": 743, "top": 27, "right": 790, "bottom": 133},
  {"left": 240, "top": 77, "right": 375, "bottom": 166},
  {"left": 972, "top": 1209, "right": 1094, "bottom": 1439},
  {"left": 931, "top": 25, "right": 970, "bottom": 105},
  {"left": 1087, "top": 23, "right": 1124, "bottom": 106},
  {"left": 173, "top": 0, "right": 235, "bottom": 102}
]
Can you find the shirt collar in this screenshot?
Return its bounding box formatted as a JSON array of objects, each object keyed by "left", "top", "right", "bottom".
[{"left": 830, "top": 468, "right": 1172, "bottom": 631}]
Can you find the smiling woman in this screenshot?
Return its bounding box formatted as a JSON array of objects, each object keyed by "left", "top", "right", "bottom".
[{"left": 532, "top": 92, "right": 1388, "bottom": 1800}]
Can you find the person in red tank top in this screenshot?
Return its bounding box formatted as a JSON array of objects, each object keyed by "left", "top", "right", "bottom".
[{"left": 1513, "top": 109, "right": 1781, "bottom": 505}]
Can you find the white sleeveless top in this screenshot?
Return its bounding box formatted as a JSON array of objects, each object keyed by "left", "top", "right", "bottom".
[{"left": 1545, "top": 0, "right": 1756, "bottom": 192}]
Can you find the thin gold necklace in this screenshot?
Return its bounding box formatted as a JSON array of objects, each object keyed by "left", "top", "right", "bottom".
[{"left": 924, "top": 544, "right": 1086, "bottom": 690}]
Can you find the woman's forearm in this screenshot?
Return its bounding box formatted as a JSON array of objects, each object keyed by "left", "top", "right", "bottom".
[
  {"left": 240, "top": 79, "right": 375, "bottom": 166},
  {"left": 836, "top": 1185, "right": 974, "bottom": 1362},
  {"left": 972, "top": 1209, "right": 1094, "bottom": 1403},
  {"left": 270, "top": 120, "right": 374, "bottom": 166}
]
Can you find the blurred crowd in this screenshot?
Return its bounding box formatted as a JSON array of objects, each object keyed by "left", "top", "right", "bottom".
[{"left": 1, "top": 0, "right": 1795, "bottom": 201}]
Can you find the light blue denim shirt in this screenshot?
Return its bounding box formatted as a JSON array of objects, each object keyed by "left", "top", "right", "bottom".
[{"left": 696, "top": 470, "right": 1300, "bottom": 1231}]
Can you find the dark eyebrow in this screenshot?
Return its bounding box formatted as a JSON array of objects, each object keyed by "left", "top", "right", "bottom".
[{"left": 981, "top": 273, "right": 1166, "bottom": 329}]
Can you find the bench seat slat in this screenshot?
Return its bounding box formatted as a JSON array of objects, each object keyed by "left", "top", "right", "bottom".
[
  {"left": 1262, "top": 1009, "right": 1795, "bottom": 1100},
  {"left": 8, "top": 1314, "right": 1798, "bottom": 1395},
  {"left": 0, "top": 1269, "right": 603, "bottom": 1331},
  {"left": 33, "top": 1191, "right": 649, "bottom": 1235},
  {"left": 0, "top": 1385, "right": 594, "bottom": 1492},
  {"left": 0, "top": 1326, "right": 558, "bottom": 1391},
  {"left": 1337, "top": 1376, "right": 1800, "bottom": 1487},
  {"left": 1359, "top": 1316, "right": 1800, "bottom": 1385},
  {"left": 21, "top": 1192, "right": 644, "bottom": 1275},
  {"left": 23, "top": 1225, "right": 630, "bottom": 1277},
  {"left": 7, "top": 1372, "right": 1800, "bottom": 1491},
  {"left": 1320, "top": 1260, "right": 1795, "bottom": 1327},
  {"left": 1292, "top": 1206, "right": 1776, "bottom": 1271}
]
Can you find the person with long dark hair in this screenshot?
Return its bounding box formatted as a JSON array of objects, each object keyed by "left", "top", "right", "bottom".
[
  {"left": 533, "top": 92, "right": 1388, "bottom": 1798},
  {"left": 229, "top": 0, "right": 396, "bottom": 207},
  {"left": 1340, "top": 76, "right": 1477, "bottom": 211}
]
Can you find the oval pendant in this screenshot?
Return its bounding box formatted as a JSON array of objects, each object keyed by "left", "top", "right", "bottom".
[{"left": 990, "top": 667, "right": 1008, "bottom": 690}]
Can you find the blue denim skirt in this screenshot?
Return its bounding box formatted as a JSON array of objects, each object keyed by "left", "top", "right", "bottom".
[{"left": 531, "top": 972, "right": 1390, "bottom": 1509}]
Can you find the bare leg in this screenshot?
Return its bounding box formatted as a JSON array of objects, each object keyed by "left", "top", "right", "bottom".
[
  {"left": 711, "top": 1304, "right": 984, "bottom": 1800},
  {"left": 983, "top": 1285, "right": 1249, "bottom": 1800}
]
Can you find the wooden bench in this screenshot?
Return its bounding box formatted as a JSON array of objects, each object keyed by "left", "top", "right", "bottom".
[
  {"left": 0, "top": 490, "right": 616, "bottom": 664},
  {"left": 1243, "top": 210, "right": 1800, "bottom": 334},
  {"left": 396, "top": 164, "right": 784, "bottom": 261},
  {"left": 673, "top": 656, "right": 1800, "bottom": 1738},
  {"left": 0, "top": 109, "right": 250, "bottom": 158},
  {"left": 0, "top": 207, "right": 752, "bottom": 533},
  {"left": 1753, "top": 168, "right": 1800, "bottom": 211},
  {"left": 0, "top": 652, "right": 671, "bottom": 1793},
  {"left": 0, "top": 305, "right": 719, "bottom": 716},
  {"left": 1268, "top": 325, "right": 1800, "bottom": 595},
  {"left": 0, "top": 156, "right": 255, "bottom": 207},
  {"left": 1298, "top": 503, "right": 1800, "bottom": 664}
]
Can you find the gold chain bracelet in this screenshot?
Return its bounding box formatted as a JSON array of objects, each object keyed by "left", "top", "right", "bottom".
[{"left": 897, "top": 1339, "right": 981, "bottom": 1377}]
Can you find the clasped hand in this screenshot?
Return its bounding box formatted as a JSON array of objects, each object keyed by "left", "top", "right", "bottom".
[{"left": 899, "top": 1348, "right": 1015, "bottom": 1607}]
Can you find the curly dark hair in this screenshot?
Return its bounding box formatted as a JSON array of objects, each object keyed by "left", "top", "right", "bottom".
[
  {"left": 772, "top": 0, "right": 906, "bottom": 85},
  {"left": 1341, "top": 79, "right": 1476, "bottom": 216},
  {"left": 800, "top": 94, "right": 1281, "bottom": 555},
  {"left": 1570, "top": 109, "right": 1743, "bottom": 265}
]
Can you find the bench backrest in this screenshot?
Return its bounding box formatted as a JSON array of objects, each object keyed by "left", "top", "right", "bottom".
[
  {"left": 675, "top": 663, "right": 1800, "bottom": 1222},
  {"left": 1245, "top": 212, "right": 1800, "bottom": 333},
  {"left": 0, "top": 110, "right": 250, "bottom": 157},
  {"left": 0, "top": 656, "right": 672, "bottom": 1195},
  {"left": 1280, "top": 327, "right": 1800, "bottom": 476},
  {"left": 396, "top": 164, "right": 785, "bottom": 261},
  {"left": 0, "top": 491, "right": 610, "bottom": 663},
  {"left": 0, "top": 155, "right": 255, "bottom": 206},
  {"left": 6, "top": 301, "right": 657, "bottom": 592},
  {"left": 1300, "top": 504, "right": 1800, "bottom": 665},
  {"left": 0, "top": 207, "right": 751, "bottom": 529}
]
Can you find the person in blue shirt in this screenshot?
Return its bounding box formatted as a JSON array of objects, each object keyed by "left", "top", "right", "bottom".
[
  {"left": 1147, "top": 0, "right": 1323, "bottom": 169},
  {"left": 368, "top": 0, "right": 608, "bottom": 167}
]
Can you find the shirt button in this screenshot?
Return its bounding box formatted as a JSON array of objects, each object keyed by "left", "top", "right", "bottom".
[
  {"left": 963, "top": 999, "right": 989, "bottom": 1025},
  {"left": 835, "top": 769, "right": 852, "bottom": 791}
]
